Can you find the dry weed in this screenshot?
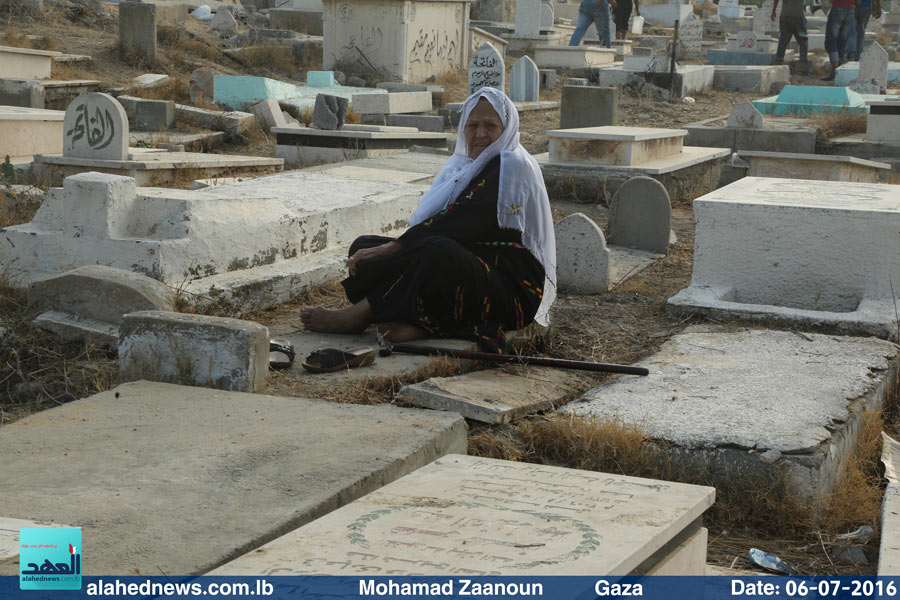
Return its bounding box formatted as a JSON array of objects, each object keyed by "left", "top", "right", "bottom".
[
  {"left": 50, "top": 61, "right": 96, "bottom": 81},
  {"left": 811, "top": 111, "right": 867, "bottom": 139},
  {"left": 0, "top": 186, "right": 43, "bottom": 228},
  {"left": 432, "top": 68, "right": 468, "bottom": 104},
  {"left": 237, "top": 43, "right": 299, "bottom": 77},
  {"left": 157, "top": 24, "right": 218, "bottom": 64},
  {"left": 132, "top": 76, "right": 191, "bottom": 104}
]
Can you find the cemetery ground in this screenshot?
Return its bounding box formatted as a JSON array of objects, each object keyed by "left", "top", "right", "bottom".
[{"left": 0, "top": 2, "right": 892, "bottom": 579}]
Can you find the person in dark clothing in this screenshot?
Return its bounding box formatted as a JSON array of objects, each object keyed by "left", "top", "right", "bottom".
[
  {"left": 300, "top": 88, "right": 557, "bottom": 351},
  {"left": 772, "top": 0, "right": 810, "bottom": 73},
  {"left": 614, "top": 0, "right": 639, "bottom": 39}
]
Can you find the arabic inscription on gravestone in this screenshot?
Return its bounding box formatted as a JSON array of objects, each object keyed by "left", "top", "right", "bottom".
[{"left": 63, "top": 92, "right": 129, "bottom": 161}]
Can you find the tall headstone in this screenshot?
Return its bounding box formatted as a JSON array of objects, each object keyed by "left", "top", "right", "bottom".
[
  {"left": 556, "top": 213, "right": 610, "bottom": 295},
  {"left": 515, "top": 0, "right": 542, "bottom": 37},
  {"left": 753, "top": 0, "right": 778, "bottom": 35},
  {"left": 63, "top": 93, "right": 129, "bottom": 161},
  {"left": 560, "top": 85, "right": 618, "bottom": 128},
  {"left": 210, "top": 8, "right": 238, "bottom": 32},
  {"left": 607, "top": 176, "right": 671, "bottom": 255},
  {"left": 678, "top": 14, "right": 703, "bottom": 55},
  {"left": 119, "top": 1, "right": 157, "bottom": 62},
  {"left": 851, "top": 42, "right": 889, "bottom": 95},
  {"left": 509, "top": 55, "right": 540, "bottom": 102},
  {"left": 735, "top": 30, "right": 757, "bottom": 51},
  {"left": 468, "top": 42, "right": 505, "bottom": 95},
  {"left": 311, "top": 94, "right": 348, "bottom": 130},
  {"left": 540, "top": 2, "right": 554, "bottom": 29},
  {"left": 727, "top": 102, "right": 764, "bottom": 129}
]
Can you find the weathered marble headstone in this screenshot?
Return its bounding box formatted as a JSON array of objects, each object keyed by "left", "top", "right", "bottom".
[
  {"left": 515, "top": 0, "right": 542, "bottom": 37},
  {"left": 119, "top": 1, "right": 157, "bottom": 62},
  {"left": 540, "top": 1, "right": 554, "bottom": 28},
  {"left": 753, "top": 0, "right": 778, "bottom": 35},
  {"left": 510, "top": 55, "right": 540, "bottom": 102},
  {"left": 190, "top": 68, "right": 215, "bottom": 104},
  {"left": 607, "top": 176, "right": 671, "bottom": 255},
  {"left": 679, "top": 14, "right": 703, "bottom": 54},
  {"left": 727, "top": 102, "right": 764, "bottom": 129},
  {"left": 211, "top": 454, "right": 715, "bottom": 576},
  {"left": 311, "top": 93, "right": 348, "bottom": 130},
  {"left": 63, "top": 92, "right": 129, "bottom": 160},
  {"left": 556, "top": 213, "right": 610, "bottom": 294},
  {"left": 469, "top": 42, "right": 505, "bottom": 95},
  {"left": 735, "top": 30, "right": 757, "bottom": 51},
  {"left": 210, "top": 8, "right": 237, "bottom": 32},
  {"left": 851, "top": 42, "right": 889, "bottom": 94}
]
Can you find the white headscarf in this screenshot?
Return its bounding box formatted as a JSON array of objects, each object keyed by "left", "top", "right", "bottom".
[{"left": 408, "top": 87, "right": 556, "bottom": 327}]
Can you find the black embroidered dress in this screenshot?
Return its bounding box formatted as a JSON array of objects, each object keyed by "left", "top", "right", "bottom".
[{"left": 342, "top": 156, "right": 545, "bottom": 351}]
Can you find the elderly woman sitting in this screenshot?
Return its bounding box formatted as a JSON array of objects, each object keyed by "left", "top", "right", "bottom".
[{"left": 300, "top": 87, "right": 556, "bottom": 352}]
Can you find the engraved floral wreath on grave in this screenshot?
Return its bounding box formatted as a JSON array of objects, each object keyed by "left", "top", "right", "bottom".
[{"left": 346, "top": 502, "right": 603, "bottom": 568}]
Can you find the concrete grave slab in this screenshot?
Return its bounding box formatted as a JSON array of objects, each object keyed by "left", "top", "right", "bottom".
[
  {"left": 0, "top": 105, "right": 63, "bottom": 161},
  {"left": 534, "top": 45, "right": 615, "bottom": 68},
  {"left": 510, "top": 55, "right": 540, "bottom": 103},
  {"left": 707, "top": 49, "right": 791, "bottom": 66},
  {"left": 607, "top": 176, "right": 671, "bottom": 255},
  {"left": 866, "top": 99, "right": 900, "bottom": 142},
  {"left": 836, "top": 61, "right": 900, "bottom": 88},
  {"left": 63, "top": 93, "right": 129, "bottom": 161},
  {"left": 737, "top": 151, "right": 890, "bottom": 183},
  {"left": 469, "top": 41, "right": 505, "bottom": 95},
  {"left": 253, "top": 98, "right": 290, "bottom": 130},
  {"left": 727, "top": 102, "right": 764, "bottom": 128},
  {"left": 571, "top": 328, "right": 900, "bottom": 500},
  {"left": 274, "top": 125, "right": 449, "bottom": 167},
  {"left": 399, "top": 367, "right": 589, "bottom": 424},
  {"left": 640, "top": 3, "right": 692, "bottom": 26},
  {"left": 612, "top": 40, "right": 633, "bottom": 56},
  {"left": 0, "top": 45, "right": 60, "bottom": 80},
  {"left": 0, "top": 381, "right": 467, "bottom": 575},
  {"left": 0, "top": 78, "right": 44, "bottom": 108},
  {"left": 515, "top": 0, "right": 541, "bottom": 37},
  {"left": 350, "top": 91, "right": 432, "bottom": 115},
  {"left": 668, "top": 177, "right": 900, "bottom": 340},
  {"left": 713, "top": 65, "right": 790, "bottom": 93},
  {"left": 212, "top": 454, "right": 715, "bottom": 575},
  {"left": 28, "top": 265, "right": 175, "bottom": 348},
  {"left": 134, "top": 98, "right": 175, "bottom": 131},
  {"left": 119, "top": 311, "right": 269, "bottom": 392},
  {"left": 386, "top": 114, "right": 446, "bottom": 132},
  {"left": 556, "top": 212, "right": 610, "bottom": 294},
  {"left": 548, "top": 126, "right": 687, "bottom": 167},
  {"left": 753, "top": 85, "right": 868, "bottom": 116}
]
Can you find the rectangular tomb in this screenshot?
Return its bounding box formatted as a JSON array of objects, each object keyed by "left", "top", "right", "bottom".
[
  {"left": 0, "top": 45, "right": 61, "bottom": 80},
  {"left": 273, "top": 125, "right": 449, "bottom": 167},
  {"left": 0, "top": 382, "right": 467, "bottom": 575},
  {"left": 534, "top": 45, "right": 616, "bottom": 68},
  {"left": 668, "top": 177, "right": 900, "bottom": 339},
  {"left": 0, "top": 105, "right": 64, "bottom": 160},
  {"left": 866, "top": 99, "right": 900, "bottom": 142},
  {"left": 211, "top": 454, "right": 715, "bottom": 576},
  {"left": 548, "top": 126, "right": 686, "bottom": 166},
  {"left": 737, "top": 150, "right": 890, "bottom": 183}
]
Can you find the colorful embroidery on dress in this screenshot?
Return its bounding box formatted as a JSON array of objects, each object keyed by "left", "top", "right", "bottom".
[
  {"left": 514, "top": 296, "right": 524, "bottom": 330},
  {"left": 477, "top": 256, "right": 491, "bottom": 273},
  {"left": 520, "top": 278, "right": 543, "bottom": 298},
  {"left": 480, "top": 296, "right": 491, "bottom": 321}
]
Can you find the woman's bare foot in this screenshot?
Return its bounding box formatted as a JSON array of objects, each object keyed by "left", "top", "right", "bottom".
[
  {"left": 300, "top": 302, "right": 370, "bottom": 334},
  {"left": 377, "top": 321, "right": 428, "bottom": 342}
]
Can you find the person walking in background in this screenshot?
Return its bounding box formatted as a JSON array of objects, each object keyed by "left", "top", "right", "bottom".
[
  {"left": 615, "top": 0, "right": 639, "bottom": 39},
  {"left": 772, "top": 0, "right": 810, "bottom": 74},
  {"left": 855, "top": 0, "right": 881, "bottom": 58},
  {"left": 822, "top": 0, "right": 857, "bottom": 79},
  {"left": 569, "top": 0, "right": 615, "bottom": 48}
]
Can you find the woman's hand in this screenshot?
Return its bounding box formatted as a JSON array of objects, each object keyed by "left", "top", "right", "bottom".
[{"left": 348, "top": 242, "right": 401, "bottom": 276}]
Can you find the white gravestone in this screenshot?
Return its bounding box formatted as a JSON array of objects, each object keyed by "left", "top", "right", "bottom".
[
  {"left": 608, "top": 176, "right": 672, "bottom": 255},
  {"left": 679, "top": 14, "right": 703, "bottom": 55},
  {"left": 469, "top": 42, "right": 505, "bottom": 95},
  {"left": 515, "top": 0, "right": 542, "bottom": 37},
  {"left": 753, "top": 0, "right": 779, "bottom": 35},
  {"left": 735, "top": 30, "right": 757, "bottom": 51},
  {"left": 63, "top": 92, "right": 129, "bottom": 161},
  {"left": 509, "top": 55, "right": 540, "bottom": 102},
  {"left": 727, "top": 102, "right": 764, "bottom": 129},
  {"left": 556, "top": 213, "right": 610, "bottom": 295},
  {"left": 719, "top": 0, "right": 742, "bottom": 18},
  {"left": 540, "top": 1, "right": 554, "bottom": 28},
  {"left": 851, "top": 42, "right": 889, "bottom": 95}
]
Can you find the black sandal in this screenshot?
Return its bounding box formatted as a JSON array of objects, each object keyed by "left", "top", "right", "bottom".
[
  {"left": 301, "top": 347, "right": 377, "bottom": 373},
  {"left": 269, "top": 339, "right": 296, "bottom": 370}
]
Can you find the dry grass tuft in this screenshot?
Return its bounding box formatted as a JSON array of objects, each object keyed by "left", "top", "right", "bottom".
[
  {"left": 237, "top": 43, "right": 300, "bottom": 78},
  {"left": 811, "top": 111, "right": 868, "bottom": 140},
  {"left": 432, "top": 68, "right": 468, "bottom": 104},
  {"left": 0, "top": 186, "right": 43, "bottom": 229},
  {"left": 50, "top": 61, "right": 96, "bottom": 81},
  {"left": 131, "top": 76, "right": 191, "bottom": 104}
]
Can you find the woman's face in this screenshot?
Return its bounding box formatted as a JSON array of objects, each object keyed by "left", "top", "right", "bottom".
[{"left": 464, "top": 98, "right": 504, "bottom": 159}]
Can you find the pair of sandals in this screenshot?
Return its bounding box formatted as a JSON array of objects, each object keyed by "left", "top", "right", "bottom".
[{"left": 269, "top": 339, "right": 376, "bottom": 373}]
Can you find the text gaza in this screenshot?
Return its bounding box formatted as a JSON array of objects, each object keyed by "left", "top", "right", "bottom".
[{"left": 595, "top": 581, "right": 643, "bottom": 596}]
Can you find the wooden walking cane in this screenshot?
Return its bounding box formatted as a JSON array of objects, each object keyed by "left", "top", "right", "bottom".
[{"left": 376, "top": 336, "right": 650, "bottom": 376}]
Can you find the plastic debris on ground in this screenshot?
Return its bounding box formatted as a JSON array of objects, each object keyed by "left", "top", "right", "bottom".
[{"left": 749, "top": 548, "right": 796, "bottom": 575}]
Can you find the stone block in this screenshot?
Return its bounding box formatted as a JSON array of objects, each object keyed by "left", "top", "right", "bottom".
[
  {"left": 0, "top": 105, "right": 64, "bottom": 160},
  {"left": 311, "top": 94, "right": 348, "bottom": 130},
  {"left": 866, "top": 101, "right": 900, "bottom": 143},
  {"left": 210, "top": 8, "right": 238, "bottom": 32},
  {"left": 607, "top": 175, "right": 671, "bottom": 255},
  {"left": 376, "top": 82, "right": 444, "bottom": 107},
  {"left": 63, "top": 93, "right": 129, "bottom": 161},
  {"left": 534, "top": 45, "right": 615, "bottom": 68},
  {"left": 0, "top": 78, "right": 44, "bottom": 108},
  {"left": 385, "top": 114, "right": 446, "bottom": 132},
  {"left": 640, "top": 2, "right": 692, "bottom": 26},
  {"left": 28, "top": 265, "right": 175, "bottom": 347},
  {"left": 539, "top": 68, "right": 557, "bottom": 89},
  {"left": 175, "top": 104, "right": 255, "bottom": 134},
  {"left": 727, "top": 102, "right": 763, "bottom": 129},
  {"left": 734, "top": 127, "right": 816, "bottom": 153},
  {"left": 0, "top": 381, "right": 467, "bottom": 574},
  {"left": 119, "top": 2, "right": 157, "bottom": 62},
  {"left": 134, "top": 98, "right": 175, "bottom": 131},
  {"left": 269, "top": 8, "right": 323, "bottom": 35},
  {"left": 350, "top": 91, "right": 431, "bottom": 115},
  {"left": 212, "top": 454, "right": 715, "bottom": 575},
  {"left": 737, "top": 151, "right": 890, "bottom": 183},
  {"left": 549, "top": 126, "right": 685, "bottom": 167},
  {"left": 306, "top": 70, "right": 337, "bottom": 87},
  {"left": 560, "top": 85, "right": 618, "bottom": 129},
  {"left": 556, "top": 212, "right": 609, "bottom": 294},
  {"left": 189, "top": 68, "right": 215, "bottom": 104},
  {"left": 119, "top": 311, "right": 269, "bottom": 392},
  {"left": 252, "top": 98, "right": 289, "bottom": 130},
  {"left": 0, "top": 46, "right": 58, "bottom": 80},
  {"left": 668, "top": 177, "right": 900, "bottom": 339},
  {"left": 684, "top": 125, "right": 737, "bottom": 151}
]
